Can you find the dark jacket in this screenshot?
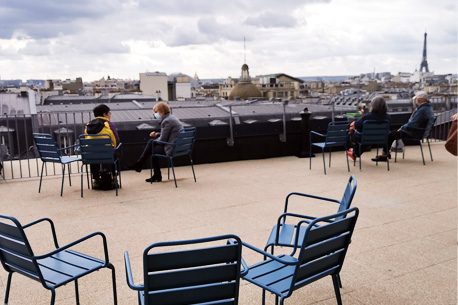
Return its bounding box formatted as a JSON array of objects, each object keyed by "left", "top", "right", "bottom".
[
  {"left": 85, "top": 117, "right": 120, "bottom": 147},
  {"left": 354, "top": 112, "right": 391, "bottom": 131},
  {"left": 401, "top": 101, "right": 434, "bottom": 138}
]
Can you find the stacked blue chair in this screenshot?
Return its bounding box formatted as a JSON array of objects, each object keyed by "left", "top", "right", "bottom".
[{"left": 242, "top": 208, "right": 359, "bottom": 305}]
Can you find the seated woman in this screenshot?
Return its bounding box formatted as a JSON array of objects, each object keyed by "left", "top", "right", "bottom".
[
  {"left": 347, "top": 96, "right": 391, "bottom": 160},
  {"left": 130, "top": 102, "right": 183, "bottom": 183}
]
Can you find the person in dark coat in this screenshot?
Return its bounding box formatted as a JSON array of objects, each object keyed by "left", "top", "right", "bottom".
[
  {"left": 372, "top": 91, "right": 434, "bottom": 162},
  {"left": 347, "top": 96, "right": 391, "bottom": 160}
]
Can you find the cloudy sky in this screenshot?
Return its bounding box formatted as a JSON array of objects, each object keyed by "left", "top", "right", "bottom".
[{"left": 0, "top": 0, "right": 456, "bottom": 81}]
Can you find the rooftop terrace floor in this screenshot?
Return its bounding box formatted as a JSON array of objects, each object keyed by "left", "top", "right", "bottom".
[{"left": 0, "top": 142, "right": 456, "bottom": 304}]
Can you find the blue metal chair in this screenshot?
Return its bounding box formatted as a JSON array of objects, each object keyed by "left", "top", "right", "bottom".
[
  {"left": 78, "top": 134, "right": 122, "bottom": 197},
  {"left": 150, "top": 127, "right": 197, "bottom": 187},
  {"left": 124, "top": 234, "right": 247, "bottom": 305},
  {"left": 0, "top": 214, "right": 117, "bottom": 305},
  {"left": 242, "top": 207, "right": 359, "bottom": 305},
  {"left": 33, "top": 133, "right": 81, "bottom": 196},
  {"left": 265, "top": 175, "right": 357, "bottom": 254},
  {"left": 310, "top": 121, "right": 350, "bottom": 175},
  {"left": 354, "top": 120, "right": 390, "bottom": 171},
  {"left": 394, "top": 115, "right": 436, "bottom": 165}
]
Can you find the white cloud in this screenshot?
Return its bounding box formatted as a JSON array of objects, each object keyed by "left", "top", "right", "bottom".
[{"left": 0, "top": 0, "right": 455, "bottom": 80}]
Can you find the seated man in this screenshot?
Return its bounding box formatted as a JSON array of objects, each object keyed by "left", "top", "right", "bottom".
[
  {"left": 372, "top": 91, "right": 434, "bottom": 162},
  {"left": 84, "top": 104, "right": 120, "bottom": 188}
]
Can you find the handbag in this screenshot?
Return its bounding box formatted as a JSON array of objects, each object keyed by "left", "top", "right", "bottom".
[
  {"left": 445, "top": 120, "right": 457, "bottom": 156},
  {"left": 391, "top": 139, "right": 405, "bottom": 152}
]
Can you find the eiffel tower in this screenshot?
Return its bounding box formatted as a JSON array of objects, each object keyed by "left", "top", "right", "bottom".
[{"left": 419, "top": 32, "right": 429, "bottom": 72}]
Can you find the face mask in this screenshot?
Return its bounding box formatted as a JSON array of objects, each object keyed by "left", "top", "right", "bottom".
[{"left": 154, "top": 112, "right": 162, "bottom": 120}]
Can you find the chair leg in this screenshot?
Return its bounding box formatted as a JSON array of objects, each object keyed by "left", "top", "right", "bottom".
[
  {"left": 427, "top": 138, "right": 433, "bottom": 161},
  {"left": 50, "top": 288, "right": 56, "bottom": 305},
  {"left": 108, "top": 263, "right": 118, "bottom": 305},
  {"left": 337, "top": 273, "right": 343, "bottom": 288},
  {"left": 60, "top": 164, "right": 66, "bottom": 196},
  {"left": 321, "top": 149, "right": 326, "bottom": 175},
  {"left": 419, "top": 141, "right": 426, "bottom": 165},
  {"left": 309, "top": 143, "right": 312, "bottom": 170},
  {"left": 68, "top": 163, "right": 72, "bottom": 186},
  {"left": 81, "top": 166, "right": 83, "bottom": 198},
  {"left": 345, "top": 148, "right": 350, "bottom": 172},
  {"left": 39, "top": 162, "right": 45, "bottom": 193},
  {"left": 328, "top": 147, "right": 332, "bottom": 167},
  {"left": 74, "top": 279, "right": 80, "bottom": 305},
  {"left": 386, "top": 146, "right": 390, "bottom": 171},
  {"left": 4, "top": 272, "right": 12, "bottom": 305},
  {"left": 86, "top": 165, "right": 90, "bottom": 189},
  {"left": 394, "top": 141, "right": 398, "bottom": 163},
  {"left": 332, "top": 274, "right": 343, "bottom": 305},
  {"left": 262, "top": 289, "right": 266, "bottom": 305},
  {"left": 189, "top": 155, "right": 196, "bottom": 182},
  {"left": 170, "top": 159, "right": 177, "bottom": 187},
  {"left": 114, "top": 164, "right": 118, "bottom": 196},
  {"left": 167, "top": 158, "right": 171, "bottom": 180}
]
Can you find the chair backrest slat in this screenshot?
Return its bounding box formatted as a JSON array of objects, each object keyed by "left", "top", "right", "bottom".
[
  {"left": 324, "top": 122, "right": 349, "bottom": 146},
  {"left": 423, "top": 115, "right": 436, "bottom": 138},
  {"left": 338, "top": 175, "right": 357, "bottom": 214},
  {"left": 147, "top": 263, "right": 238, "bottom": 290},
  {"left": 147, "top": 244, "right": 238, "bottom": 272},
  {"left": 33, "top": 134, "right": 61, "bottom": 163},
  {"left": 142, "top": 235, "right": 242, "bottom": 305},
  {"left": 79, "top": 135, "right": 115, "bottom": 164},
  {"left": 147, "top": 282, "right": 236, "bottom": 305},
  {"left": 360, "top": 120, "right": 389, "bottom": 144},
  {"left": 291, "top": 208, "right": 358, "bottom": 292},
  {"left": 0, "top": 217, "right": 41, "bottom": 280},
  {"left": 172, "top": 127, "right": 196, "bottom": 157}
]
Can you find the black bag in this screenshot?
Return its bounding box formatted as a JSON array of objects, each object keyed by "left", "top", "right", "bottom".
[{"left": 99, "top": 169, "right": 115, "bottom": 190}]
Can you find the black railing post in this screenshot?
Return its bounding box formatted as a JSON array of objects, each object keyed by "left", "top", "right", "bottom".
[{"left": 298, "top": 108, "right": 314, "bottom": 158}]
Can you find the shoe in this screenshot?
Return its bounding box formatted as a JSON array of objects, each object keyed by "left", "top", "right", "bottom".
[
  {"left": 371, "top": 154, "right": 391, "bottom": 162},
  {"left": 146, "top": 175, "right": 162, "bottom": 183},
  {"left": 128, "top": 161, "right": 143, "bottom": 173},
  {"left": 346, "top": 149, "right": 355, "bottom": 161}
]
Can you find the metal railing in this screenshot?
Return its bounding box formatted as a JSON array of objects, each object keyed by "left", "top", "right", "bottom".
[{"left": 0, "top": 105, "right": 455, "bottom": 180}]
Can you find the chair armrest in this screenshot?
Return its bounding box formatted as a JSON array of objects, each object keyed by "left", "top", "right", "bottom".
[
  {"left": 57, "top": 143, "right": 80, "bottom": 151},
  {"left": 22, "top": 218, "right": 60, "bottom": 249},
  {"left": 153, "top": 139, "right": 175, "bottom": 146},
  {"left": 124, "top": 251, "right": 144, "bottom": 291},
  {"left": 226, "top": 238, "right": 249, "bottom": 277},
  {"left": 34, "top": 232, "right": 110, "bottom": 264},
  {"left": 284, "top": 192, "right": 340, "bottom": 213},
  {"left": 241, "top": 241, "right": 298, "bottom": 265},
  {"left": 310, "top": 131, "right": 325, "bottom": 138}
]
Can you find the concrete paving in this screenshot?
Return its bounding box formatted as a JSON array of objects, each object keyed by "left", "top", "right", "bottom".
[{"left": 0, "top": 141, "right": 456, "bottom": 304}]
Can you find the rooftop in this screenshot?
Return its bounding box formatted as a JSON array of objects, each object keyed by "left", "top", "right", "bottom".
[{"left": 0, "top": 142, "right": 456, "bottom": 304}]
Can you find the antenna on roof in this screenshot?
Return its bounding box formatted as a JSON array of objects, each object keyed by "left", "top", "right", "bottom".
[{"left": 244, "top": 36, "right": 246, "bottom": 64}]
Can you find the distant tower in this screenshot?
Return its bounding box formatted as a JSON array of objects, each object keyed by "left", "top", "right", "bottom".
[{"left": 419, "top": 32, "right": 429, "bottom": 72}]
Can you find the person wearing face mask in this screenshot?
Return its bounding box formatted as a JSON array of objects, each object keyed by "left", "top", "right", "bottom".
[{"left": 129, "top": 102, "right": 183, "bottom": 182}]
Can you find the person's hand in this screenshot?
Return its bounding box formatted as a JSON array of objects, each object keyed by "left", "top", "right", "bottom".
[
  {"left": 150, "top": 131, "right": 158, "bottom": 138},
  {"left": 452, "top": 113, "right": 458, "bottom": 121}
]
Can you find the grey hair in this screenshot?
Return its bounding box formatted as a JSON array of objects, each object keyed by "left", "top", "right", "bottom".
[{"left": 370, "top": 96, "right": 388, "bottom": 113}]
